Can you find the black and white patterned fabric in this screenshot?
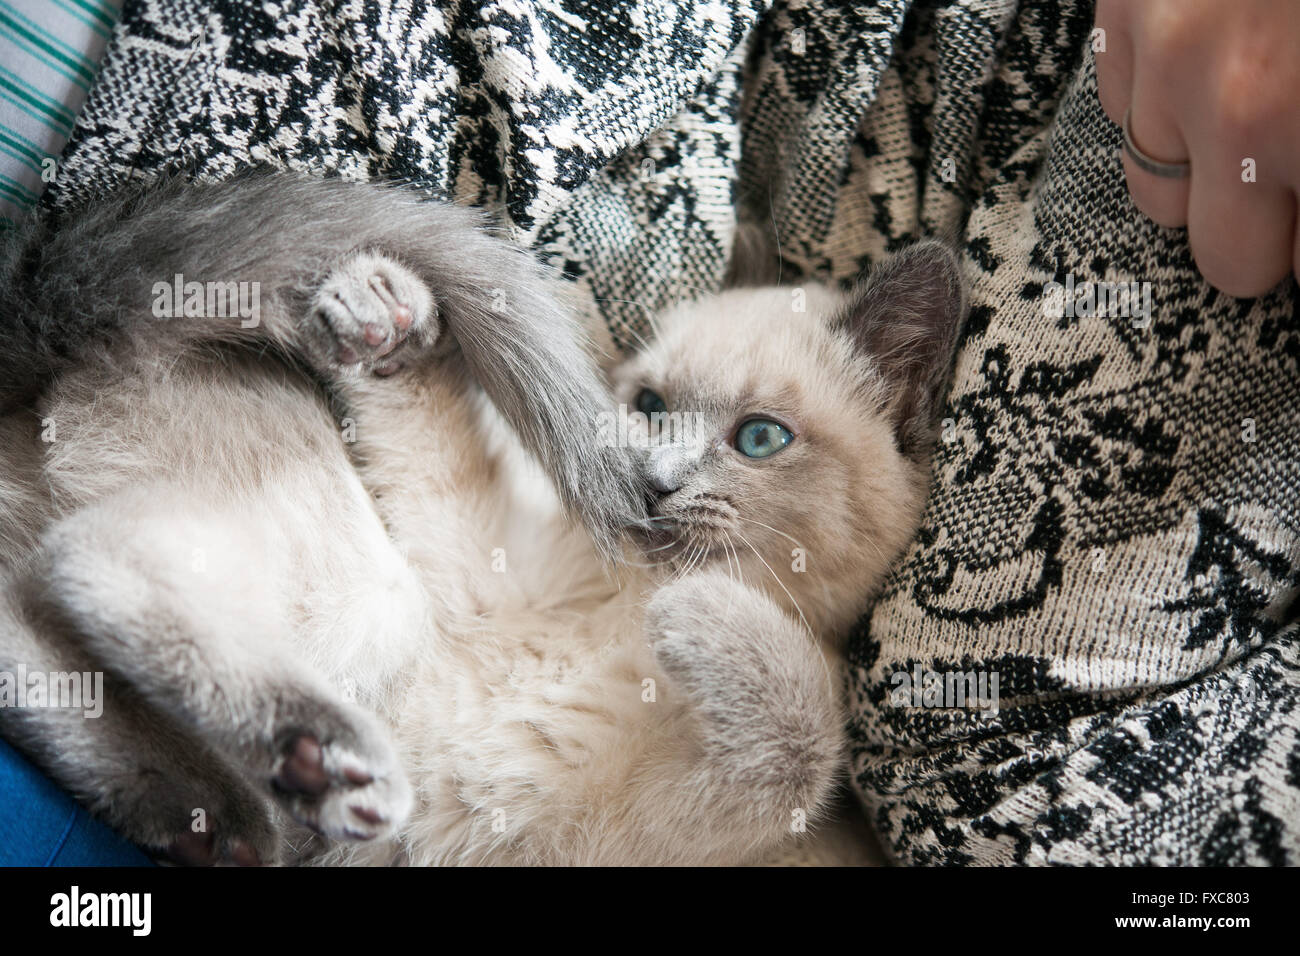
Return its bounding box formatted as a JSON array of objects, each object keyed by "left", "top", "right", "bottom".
[{"left": 44, "top": 0, "right": 1300, "bottom": 865}]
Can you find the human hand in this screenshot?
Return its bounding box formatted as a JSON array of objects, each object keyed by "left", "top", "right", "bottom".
[{"left": 1095, "top": 0, "right": 1300, "bottom": 297}]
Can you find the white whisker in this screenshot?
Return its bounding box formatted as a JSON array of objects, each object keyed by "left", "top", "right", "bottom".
[
  {"left": 768, "top": 181, "right": 784, "bottom": 287},
  {"left": 734, "top": 515, "right": 804, "bottom": 550},
  {"left": 724, "top": 531, "right": 745, "bottom": 591},
  {"left": 732, "top": 527, "right": 811, "bottom": 637}
]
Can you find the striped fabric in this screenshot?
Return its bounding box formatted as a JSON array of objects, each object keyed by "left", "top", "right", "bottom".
[{"left": 0, "top": 0, "right": 120, "bottom": 226}]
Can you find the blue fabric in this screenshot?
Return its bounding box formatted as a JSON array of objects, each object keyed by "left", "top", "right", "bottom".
[{"left": 0, "top": 737, "right": 152, "bottom": 866}]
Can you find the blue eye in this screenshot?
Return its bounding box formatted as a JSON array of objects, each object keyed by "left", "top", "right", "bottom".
[
  {"left": 735, "top": 418, "right": 794, "bottom": 459},
  {"left": 636, "top": 388, "right": 667, "bottom": 417}
]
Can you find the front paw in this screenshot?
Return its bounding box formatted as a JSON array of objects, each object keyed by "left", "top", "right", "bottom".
[
  {"left": 645, "top": 571, "right": 797, "bottom": 705},
  {"left": 309, "top": 252, "right": 439, "bottom": 376},
  {"left": 645, "top": 570, "right": 844, "bottom": 816}
]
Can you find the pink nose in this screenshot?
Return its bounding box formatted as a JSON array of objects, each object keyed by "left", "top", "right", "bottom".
[{"left": 646, "top": 444, "right": 691, "bottom": 495}]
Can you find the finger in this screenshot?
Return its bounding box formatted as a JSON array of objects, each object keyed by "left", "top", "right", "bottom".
[
  {"left": 1093, "top": 0, "right": 1134, "bottom": 125},
  {"left": 1186, "top": 143, "right": 1296, "bottom": 298},
  {"left": 1121, "top": 84, "right": 1190, "bottom": 228}
]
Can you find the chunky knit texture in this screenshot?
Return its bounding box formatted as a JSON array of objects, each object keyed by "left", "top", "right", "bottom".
[{"left": 42, "top": 0, "right": 1300, "bottom": 865}]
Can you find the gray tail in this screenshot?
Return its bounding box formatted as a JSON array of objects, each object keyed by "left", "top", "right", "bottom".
[{"left": 0, "top": 171, "right": 645, "bottom": 559}]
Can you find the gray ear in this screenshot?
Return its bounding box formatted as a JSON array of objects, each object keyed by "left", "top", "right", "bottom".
[{"left": 836, "top": 241, "right": 967, "bottom": 458}]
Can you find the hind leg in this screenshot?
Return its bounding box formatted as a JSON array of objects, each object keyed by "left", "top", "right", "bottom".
[
  {"left": 25, "top": 480, "right": 419, "bottom": 847},
  {"left": 0, "top": 579, "right": 279, "bottom": 864}
]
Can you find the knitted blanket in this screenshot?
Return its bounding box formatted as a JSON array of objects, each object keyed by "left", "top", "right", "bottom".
[{"left": 43, "top": 0, "right": 1300, "bottom": 865}]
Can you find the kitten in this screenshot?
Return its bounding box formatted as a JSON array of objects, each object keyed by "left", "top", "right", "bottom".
[{"left": 0, "top": 173, "right": 963, "bottom": 865}]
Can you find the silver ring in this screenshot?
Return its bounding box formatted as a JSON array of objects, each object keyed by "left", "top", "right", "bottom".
[{"left": 1122, "top": 107, "right": 1191, "bottom": 178}]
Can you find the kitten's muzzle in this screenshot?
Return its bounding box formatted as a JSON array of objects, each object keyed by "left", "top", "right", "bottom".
[{"left": 643, "top": 444, "right": 694, "bottom": 499}]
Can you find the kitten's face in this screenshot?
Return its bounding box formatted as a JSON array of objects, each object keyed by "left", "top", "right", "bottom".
[{"left": 612, "top": 285, "right": 935, "bottom": 637}]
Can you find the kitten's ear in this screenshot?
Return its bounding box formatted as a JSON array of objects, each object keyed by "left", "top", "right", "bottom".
[{"left": 836, "top": 241, "right": 966, "bottom": 458}]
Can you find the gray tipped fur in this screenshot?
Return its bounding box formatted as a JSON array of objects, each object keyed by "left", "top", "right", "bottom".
[
  {"left": 0, "top": 171, "right": 645, "bottom": 559},
  {"left": 836, "top": 240, "right": 967, "bottom": 458}
]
